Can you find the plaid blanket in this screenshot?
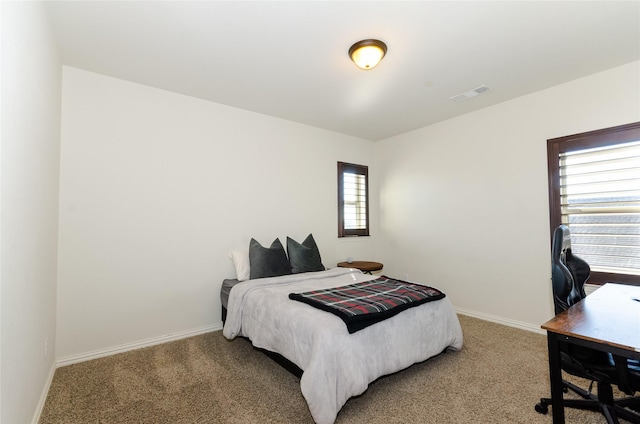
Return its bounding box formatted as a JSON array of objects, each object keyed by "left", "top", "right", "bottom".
[{"left": 288, "top": 276, "right": 445, "bottom": 333}]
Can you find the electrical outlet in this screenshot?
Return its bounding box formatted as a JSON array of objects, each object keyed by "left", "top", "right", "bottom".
[
  {"left": 44, "top": 337, "right": 49, "bottom": 358},
  {"left": 403, "top": 273, "right": 409, "bottom": 281}
]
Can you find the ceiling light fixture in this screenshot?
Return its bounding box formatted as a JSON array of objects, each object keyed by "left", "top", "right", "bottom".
[{"left": 348, "top": 39, "right": 387, "bottom": 70}]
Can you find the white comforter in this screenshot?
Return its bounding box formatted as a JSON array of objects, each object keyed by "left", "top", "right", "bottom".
[{"left": 223, "top": 267, "right": 463, "bottom": 424}]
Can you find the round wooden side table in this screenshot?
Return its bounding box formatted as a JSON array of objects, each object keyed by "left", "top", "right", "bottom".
[{"left": 337, "top": 261, "right": 383, "bottom": 274}]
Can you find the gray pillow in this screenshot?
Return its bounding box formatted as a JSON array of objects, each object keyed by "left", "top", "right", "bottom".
[
  {"left": 287, "top": 234, "right": 325, "bottom": 274},
  {"left": 249, "top": 238, "right": 292, "bottom": 279}
]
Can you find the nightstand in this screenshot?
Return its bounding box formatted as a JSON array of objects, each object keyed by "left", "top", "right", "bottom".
[{"left": 337, "top": 261, "right": 383, "bottom": 274}]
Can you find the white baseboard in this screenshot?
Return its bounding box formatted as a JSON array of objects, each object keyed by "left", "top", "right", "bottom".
[
  {"left": 55, "top": 309, "right": 547, "bottom": 368},
  {"left": 455, "top": 307, "right": 546, "bottom": 335},
  {"left": 31, "top": 361, "right": 56, "bottom": 424},
  {"left": 56, "top": 323, "right": 223, "bottom": 368},
  {"left": 456, "top": 287, "right": 600, "bottom": 335}
]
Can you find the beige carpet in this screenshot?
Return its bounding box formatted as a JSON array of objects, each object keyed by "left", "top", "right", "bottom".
[{"left": 40, "top": 315, "right": 624, "bottom": 423}]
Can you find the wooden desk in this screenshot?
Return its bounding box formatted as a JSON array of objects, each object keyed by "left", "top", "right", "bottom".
[
  {"left": 337, "top": 261, "right": 383, "bottom": 274},
  {"left": 541, "top": 283, "right": 640, "bottom": 423}
]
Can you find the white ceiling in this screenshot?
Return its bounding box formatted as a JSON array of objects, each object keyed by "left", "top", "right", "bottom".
[{"left": 45, "top": 1, "right": 640, "bottom": 141}]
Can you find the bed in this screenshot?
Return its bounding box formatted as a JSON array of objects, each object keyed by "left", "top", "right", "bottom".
[{"left": 222, "top": 266, "right": 464, "bottom": 424}]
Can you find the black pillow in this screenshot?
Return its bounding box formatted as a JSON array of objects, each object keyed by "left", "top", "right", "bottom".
[
  {"left": 249, "top": 238, "right": 292, "bottom": 279},
  {"left": 287, "top": 234, "right": 325, "bottom": 274}
]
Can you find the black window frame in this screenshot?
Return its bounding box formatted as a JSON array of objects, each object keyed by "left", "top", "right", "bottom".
[
  {"left": 338, "top": 161, "right": 370, "bottom": 237},
  {"left": 547, "top": 121, "right": 640, "bottom": 285}
]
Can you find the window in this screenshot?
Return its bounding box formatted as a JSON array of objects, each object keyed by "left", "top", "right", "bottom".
[
  {"left": 338, "top": 162, "right": 369, "bottom": 237},
  {"left": 547, "top": 122, "right": 640, "bottom": 285}
]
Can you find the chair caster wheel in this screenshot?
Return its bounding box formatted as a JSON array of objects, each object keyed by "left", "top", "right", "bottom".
[{"left": 535, "top": 403, "right": 549, "bottom": 414}]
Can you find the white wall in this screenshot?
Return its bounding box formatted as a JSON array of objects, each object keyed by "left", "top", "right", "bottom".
[
  {"left": 57, "top": 67, "right": 378, "bottom": 361},
  {"left": 57, "top": 61, "right": 640, "bottom": 362},
  {"left": 1, "top": 2, "right": 61, "bottom": 423},
  {"left": 375, "top": 61, "right": 640, "bottom": 330}
]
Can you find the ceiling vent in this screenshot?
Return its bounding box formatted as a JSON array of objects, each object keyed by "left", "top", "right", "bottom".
[{"left": 449, "top": 85, "right": 490, "bottom": 102}]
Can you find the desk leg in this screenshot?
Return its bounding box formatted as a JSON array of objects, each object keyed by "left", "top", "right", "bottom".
[{"left": 547, "top": 332, "right": 565, "bottom": 424}]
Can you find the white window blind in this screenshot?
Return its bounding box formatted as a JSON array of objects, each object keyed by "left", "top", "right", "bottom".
[
  {"left": 560, "top": 140, "right": 640, "bottom": 276},
  {"left": 343, "top": 172, "right": 367, "bottom": 230}
]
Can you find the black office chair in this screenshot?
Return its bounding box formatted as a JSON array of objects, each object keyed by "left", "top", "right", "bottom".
[{"left": 536, "top": 225, "right": 640, "bottom": 423}]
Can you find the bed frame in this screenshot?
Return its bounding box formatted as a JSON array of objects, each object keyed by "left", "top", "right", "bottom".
[{"left": 223, "top": 301, "right": 303, "bottom": 378}]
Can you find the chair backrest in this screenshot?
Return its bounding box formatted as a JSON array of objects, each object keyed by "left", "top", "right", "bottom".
[{"left": 551, "top": 225, "right": 590, "bottom": 315}]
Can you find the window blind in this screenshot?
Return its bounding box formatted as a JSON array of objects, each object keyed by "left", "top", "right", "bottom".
[
  {"left": 560, "top": 140, "right": 640, "bottom": 275},
  {"left": 343, "top": 172, "right": 367, "bottom": 230}
]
